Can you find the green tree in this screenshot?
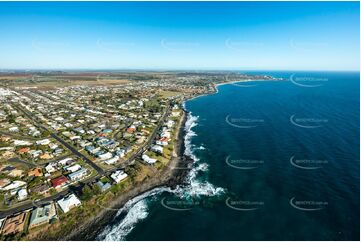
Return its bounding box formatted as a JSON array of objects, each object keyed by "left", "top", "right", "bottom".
[{"left": 81, "top": 185, "right": 93, "bottom": 201}]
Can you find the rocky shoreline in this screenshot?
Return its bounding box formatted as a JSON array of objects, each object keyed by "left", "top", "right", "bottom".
[{"left": 64, "top": 109, "right": 193, "bottom": 241}]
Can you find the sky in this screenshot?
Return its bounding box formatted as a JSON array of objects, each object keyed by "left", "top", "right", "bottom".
[{"left": 0, "top": 1, "right": 359, "bottom": 71}]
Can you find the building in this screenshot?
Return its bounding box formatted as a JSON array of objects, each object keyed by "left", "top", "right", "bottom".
[
  {"left": 64, "top": 164, "right": 81, "bottom": 173},
  {"left": 151, "top": 145, "right": 163, "bottom": 154},
  {"left": 142, "top": 154, "right": 157, "bottom": 164},
  {"left": 17, "top": 147, "right": 30, "bottom": 154},
  {"left": 40, "top": 153, "right": 53, "bottom": 160},
  {"left": 57, "top": 193, "right": 81, "bottom": 213},
  {"left": 160, "top": 131, "right": 171, "bottom": 139},
  {"left": 96, "top": 181, "right": 111, "bottom": 192},
  {"left": 29, "top": 184, "right": 49, "bottom": 195},
  {"left": 36, "top": 139, "right": 51, "bottom": 146},
  {"left": 110, "top": 170, "right": 128, "bottom": 183},
  {"left": 57, "top": 157, "right": 74, "bottom": 166},
  {"left": 28, "top": 167, "right": 43, "bottom": 177},
  {"left": 0, "top": 178, "right": 10, "bottom": 189},
  {"left": 45, "top": 163, "right": 57, "bottom": 173},
  {"left": 8, "top": 169, "right": 23, "bottom": 178},
  {"left": 68, "top": 168, "right": 87, "bottom": 181},
  {"left": 104, "top": 156, "right": 119, "bottom": 165},
  {"left": 17, "top": 188, "right": 28, "bottom": 201},
  {"left": 1, "top": 212, "right": 27, "bottom": 235},
  {"left": 0, "top": 181, "right": 26, "bottom": 191},
  {"left": 29, "top": 203, "right": 57, "bottom": 229},
  {"left": 13, "top": 140, "right": 32, "bottom": 146},
  {"left": 98, "top": 152, "right": 112, "bottom": 160},
  {"left": 51, "top": 175, "right": 68, "bottom": 189}
]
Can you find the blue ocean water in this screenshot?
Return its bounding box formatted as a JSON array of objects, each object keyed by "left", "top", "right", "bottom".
[{"left": 98, "top": 71, "right": 359, "bottom": 241}]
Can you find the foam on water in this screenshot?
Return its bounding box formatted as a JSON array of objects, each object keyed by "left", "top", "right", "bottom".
[
  {"left": 99, "top": 111, "right": 225, "bottom": 240},
  {"left": 99, "top": 200, "right": 148, "bottom": 241},
  {"left": 98, "top": 187, "right": 174, "bottom": 241}
]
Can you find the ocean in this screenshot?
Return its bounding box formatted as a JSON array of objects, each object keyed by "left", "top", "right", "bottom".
[{"left": 97, "top": 71, "right": 360, "bottom": 241}]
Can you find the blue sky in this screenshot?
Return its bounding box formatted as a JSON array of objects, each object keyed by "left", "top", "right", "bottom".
[{"left": 0, "top": 1, "right": 359, "bottom": 70}]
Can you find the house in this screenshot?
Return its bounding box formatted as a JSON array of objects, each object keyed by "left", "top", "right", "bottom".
[
  {"left": 64, "top": 164, "right": 81, "bottom": 173},
  {"left": 45, "top": 163, "right": 57, "bottom": 173},
  {"left": 29, "top": 184, "right": 49, "bottom": 195},
  {"left": 104, "top": 156, "right": 119, "bottom": 165},
  {"left": 96, "top": 181, "right": 111, "bottom": 192},
  {"left": 171, "top": 111, "right": 181, "bottom": 117},
  {"left": 57, "top": 157, "right": 74, "bottom": 166},
  {"left": 57, "top": 193, "right": 81, "bottom": 213},
  {"left": 85, "top": 145, "right": 95, "bottom": 153},
  {"left": 166, "top": 120, "right": 175, "bottom": 128},
  {"left": 136, "top": 136, "right": 145, "bottom": 144},
  {"left": 0, "top": 181, "right": 26, "bottom": 191},
  {"left": 36, "top": 139, "right": 51, "bottom": 146},
  {"left": 28, "top": 167, "right": 43, "bottom": 177},
  {"left": 51, "top": 175, "right": 68, "bottom": 189},
  {"left": 142, "top": 154, "right": 157, "bottom": 164},
  {"left": 9, "top": 126, "right": 19, "bottom": 132},
  {"left": 69, "top": 135, "right": 81, "bottom": 141},
  {"left": 68, "top": 168, "right": 87, "bottom": 181},
  {"left": 98, "top": 152, "right": 112, "bottom": 160},
  {"left": 110, "top": 170, "right": 128, "bottom": 183},
  {"left": 17, "top": 188, "right": 28, "bottom": 201},
  {"left": 8, "top": 169, "right": 23, "bottom": 178},
  {"left": 160, "top": 131, "right": 171, "bottom": 139},
  {"left": 53, "top": 148, "right": 64, "bottom": 155},
  {"left": 1, "top": 212, "right": 27, "bottom": 235},
  {"left": 0, "top": 179, "right": 10, "bottom": 189},
  {"left": 156, "top": 139, "right": 169, "bottom": 146},
  {"left": 18, "top": 147, "right": 30, "bottom": 154},
  {"left": 1, "top": 150, "right": 14, "bottom": 159},
  {"left": 13, "top": 140, "right": 32, "bottom": 146},
  {"left": 29, "top": 203, "right": 57, "bottom": 229},
  {"left": 126, "top": 125, "right": 136, "bottom": 133},
  {"left": 0, "top": 136, "right": 11, "bottom": 142},
  {"left": 151, "top": 145, "right": 163, "bottom": 154},
  {"left": 29, "top": 150, "right": 42, "bottom": 158},
  {"left": 49, "top": 143, "right": 59, "bottom": 150},
  {"left": 115, "top": 149, "right": 125, "bottom": 158},
  {"left": 40, "top": 153, "right": 53, "bottom": 160}
]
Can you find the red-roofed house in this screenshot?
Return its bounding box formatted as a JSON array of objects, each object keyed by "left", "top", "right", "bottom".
[
  {"left": 126, "top": 125, "right": 136, "bottom": 133},
  {"left": 18, "top": 147, "right": 30, "bottom": 154},
  {"left": 51, "top": 175, "right": 68, "bottom": 189}
]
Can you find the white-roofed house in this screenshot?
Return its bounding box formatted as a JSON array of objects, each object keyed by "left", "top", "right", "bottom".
[
  {"left": 142, "top": 154, "right": 157, "bottom": 164},
  {"left": 151, "top": 145, "right": 163, "bottom": 154},
  {"left": 57, "top": 193, "right": 81, "bottom": 213},
  {"left": 110, "top": 170, "right": 128, "bottom": 183}
]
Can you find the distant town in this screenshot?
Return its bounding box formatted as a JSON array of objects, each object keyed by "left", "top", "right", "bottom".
[{"left": 0, "top": 71, "right": 273, "bottom": 240}]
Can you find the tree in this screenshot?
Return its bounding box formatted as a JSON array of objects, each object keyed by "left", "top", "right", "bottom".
[
  {"left": 81, "top": 185, "right": 93, "bottom": 201},
  {"left": 92, "top": 184, "right": 102, "bottom": 195}
]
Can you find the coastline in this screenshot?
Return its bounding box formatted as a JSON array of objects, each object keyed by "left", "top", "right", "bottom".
[
  {"left": 29, "top": 76, "right": 278, "bottom": 241},
  {"left": 63, "top": 108, "right": 193, "bottom": 240}
]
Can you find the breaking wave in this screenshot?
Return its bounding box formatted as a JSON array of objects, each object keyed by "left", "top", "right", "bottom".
[
  {"left": 98, "top": 187, "right": 174, "bottom": 241},
  {"left": 178, "top": 111, "right": 225, "bottom": 197},
  {"left": 98, "top": 110, "right": 225, "bottom": 241},
  {"left": 98, "top": 200, "right": 148, "bottom": 241}
]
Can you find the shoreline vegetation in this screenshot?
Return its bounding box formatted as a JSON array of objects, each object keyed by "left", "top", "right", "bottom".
[
  {"left": 25, "top": 107, "right": 191, "bottom": 241},
  {"left": 0, "top": 74, "right": 277, "bottom": 241},
  {"left": 63, "top": 78, "right": 275, "bottom": 241}
]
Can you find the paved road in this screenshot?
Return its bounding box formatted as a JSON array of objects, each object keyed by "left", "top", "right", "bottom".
[
  {"left": 108, "top": 105, "right": 171, "bottom": 172},
  {"left": 13, "top": 104, "right": 105, "bottom": 176},
  {"left": 8, "top": 157, "right": 36, "bottom": 168},
  {"left": 0, "top": 173, "right": 99, "bottom": 217},
  {"left": 1, "top": 102, "right": 171, "bottom": 216},
  {"left": 50, "top": 133, "right": 104, "bottom": 175}
]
